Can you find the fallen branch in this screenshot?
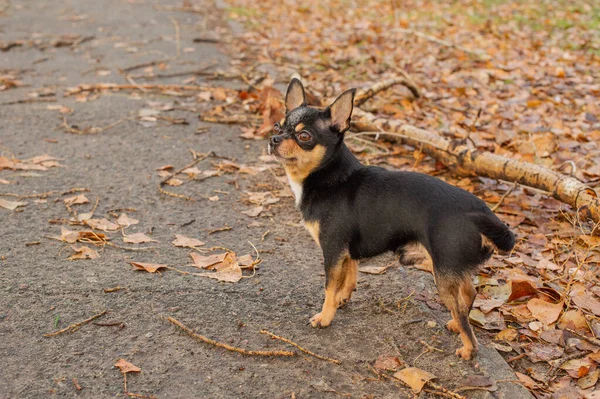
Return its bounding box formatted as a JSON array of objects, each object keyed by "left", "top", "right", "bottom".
[
  {"left": 392, "top": 28, "right": 490, "bottom": 60},
  {"left": 354, "top": 74, "right": 420, "bottom": 105},
  {"left": 158, "top": 152, "right": 214, "bottom": 201},
  {"left": 44, "top": 310, "right": 107, "bottom": 337},
  {"left": 260, "top": 330, "right": 341, "bottom": 364},
  {"left": 567, "top": 328, "right": 600, "bottom": 347},
  {"left": 167, "top": 317, "right": 296, "bottom": 357},
  {"left": 351, "top": 109, "right": 600, "bottom": 224}
]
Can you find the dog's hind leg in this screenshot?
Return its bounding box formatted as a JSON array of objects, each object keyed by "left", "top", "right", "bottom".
[
  {"left": 435, "top": 271, "right": 478, "bottom": 360},
  {"left": 335, "top": 258, "right": 358, "bottom": 308}
]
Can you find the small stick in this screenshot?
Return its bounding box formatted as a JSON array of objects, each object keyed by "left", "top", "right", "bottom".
[
  {"left": 168, "top": 17, "right": 181, "bottom": 58},
  {"left": 208, "top": 225, "right": 231, "bottom": 234},
  {"left": 160, "top": 151, "right": 214, "bottom": 186},
  {"left": 491, "top": 183, "right": 517, "bottom": 211},
  {"left": 133, "top": 62, "right": 217, "bottom": 80},
  {"left": 64, "top": 83, "right": 215, "bottom": 96},
  {"left": 44, "top": 310, "right": 107, "bottom": 337},
  {"left": 567, "top": 328, "right": 600, "bottom": 347},
  {"left": 392, "top": 28, "right": 490, "bottom": 60},
  {"left": 104, "top": 242, "right": 155, "bottom": 252},
  {"left": 507, "top": 353, "right": 526, "bottom": 363},
  {"left": 154, "top": 4, "right": 204, "bottom": 14},
  {"left": 549, "top": 350, "right": 591, "bottom": 377},
  {"left": 260, "top": 330, "right": 341, "bottom": 364},
  {"left": 427, "top": 382, "right": 467, "bottom": 399},
  {"left": 104, "top": 286, "right": 124, "bottom": 293},
  {"left": 0, "top": 97, "right": 57, "bottom": 106},
  {"left": 120, "top": 58, "right": 173, "bottom": 73},
  {"left": 355, "top": 73, "right": 420, "bottom": 105},
  {"left": 167, "top": 317, "right": 296, "bottom": 357},
  {"left": 72, "top": 378, "right": 82, "bottom": 391},
  {"left": 419, "top": 339, "right": 444, "bottom": 353}
]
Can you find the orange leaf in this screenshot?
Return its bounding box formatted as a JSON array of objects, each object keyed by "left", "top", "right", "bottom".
[
  {"left": 123, "top": 233, "right": 158, "bottom": 244},
  {"left": 129, "top": 262, "right": 167, "bottom": 273},
  {"left": 527, "top": 298, "right": 563, "bottom": 325},
  {"left": 171, "top": 234, "right": 205, "bottom": 248},
  {"left": 114, "top": 358, "right": 141, "bottom": 374},
  {"left": 393, "top": 367, "right": 436, "bottom": 393},
  {"left": 190, "top": 252, "right": 228, "bottom": 269},
  {"left": 507, "top": 280, "right": 538, "bottom": 302}
]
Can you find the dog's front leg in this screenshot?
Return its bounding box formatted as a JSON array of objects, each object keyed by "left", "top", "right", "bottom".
[{"left": 310, "top": 253, "right": 348, "bottom": 328}]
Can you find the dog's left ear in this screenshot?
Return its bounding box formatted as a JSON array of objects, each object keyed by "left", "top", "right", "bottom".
[
  {"left": 285, "top": 78, "right": 306, "bottom": 113},
  {"left": 324, "top": 88, "right": 356, "bottom": 133}
]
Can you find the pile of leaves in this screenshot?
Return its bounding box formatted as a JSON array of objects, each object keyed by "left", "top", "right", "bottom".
[{"left": 216, "top": 0, "right": 600, "bottom": 396}]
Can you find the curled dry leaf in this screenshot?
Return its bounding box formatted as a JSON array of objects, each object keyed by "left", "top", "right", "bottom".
[
  {"left": 114, "top": 358, "right": 141, "bottom": 374},
  {"left": 129, "top": 262, "right": 167, "bottom": 273},
  {"left": 166, "top": 178, "right": 184, "bottom": 187},
  {"left": 123, "top": 233, "right": 157, "bottom": 244},
  {"left": 63, "top": 194, "right": 89, "bottom": 206},
  {"left": 359, "top": 265, "right": 391, "bottom": 275},
  {"left": 117, "top": 213, "right": 139, "bottom": 228},
  {"left": 53, "top": 226, "right": 108, "bottom": 244},
  {"left": 507, "top": 280, "right": 538, "bottom": 302},
  {"left": 68, "top": 245, "right": 99, "bottom": 260},
  {"left": 85, "top": 218, "right": 120, "bottom": 231},
  {"left": 195, "top": 252, "right": 242, "bottom": 283},
  {"left": 393, "top": 367, "right": 436, "bottom": 394},
  {"left": 527, "top": 298, "right": 563, "bottom": 325},
  {"left": 172, "top": 234, "right": 205, "bottom": 248},
  {"left": 0, "top": 198, "right": 27, "bottom": 210},
  {"left": 373, "top": 354, "right": 405, "bottom": 372}
]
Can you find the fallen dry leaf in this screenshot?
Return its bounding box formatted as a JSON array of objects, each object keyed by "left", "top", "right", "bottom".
[
  {"left": 359, "top": 265, "right": 391, "bottom": 275},
  {"left": 85, "top": 218, "right": 120, "bottom": 231},
  {"left": 0, "top": 198, "right": 27, "bottom": 210},
  {"left": 166, "top": 178, "right": 184, "bottom": 187},
  {"left": 241, "top": 206, "right": 263, "bottom": 217},
  {"left": 507, "top": 280, "right": 538, "bottom": 302},
  {"left": 114, "top": 358, "right": 141, "bottom": 374},
  {"left": 129, "top": 262, "right": 167, "bottom": 273},
  {"left": 123, "top": 233, "right": 157, "bottom": 244},
  {"left": 527, "top": 298, "right": 563, "bottom": 325},
  {"left": 117, "top": 213, "right": 139, "bottom": 228},
  {"left": 68, "top": 245, "right": 99, "bottom": 260},
  {"left": 190, "top": 252, "right": 228, "bottom": 269},
  {"left": 393, "top": 367, "right": 436, "bottom": 394},
  {"left": 172, "top": 234, "right": 205, "bottom": 248},
  {"left": 374, "top": 354, "right": 405, "bottom": 372},
  {"left": 63, "top": 194, "right": 89, "bottom": 206}
]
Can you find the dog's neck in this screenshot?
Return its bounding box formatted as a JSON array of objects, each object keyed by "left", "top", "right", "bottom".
[{"left": 304, "top": 141, "right": 362, "bottom": 190}]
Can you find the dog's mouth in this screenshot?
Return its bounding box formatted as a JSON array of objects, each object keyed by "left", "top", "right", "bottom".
[{"left": 269, "top": 144, "right": 297, "bottom": 164}]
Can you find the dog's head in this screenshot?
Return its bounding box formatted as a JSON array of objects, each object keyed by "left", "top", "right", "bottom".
[{"left": 269, "top": 78, "right": 356, "bottom": 183}]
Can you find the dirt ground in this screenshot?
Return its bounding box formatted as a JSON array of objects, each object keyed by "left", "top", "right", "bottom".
[{"left": 0, "top": 1, "right": 532, "bottom": 398}]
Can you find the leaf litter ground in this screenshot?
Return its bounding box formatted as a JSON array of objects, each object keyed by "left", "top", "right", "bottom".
[{"left": 0, "top": 0, "right": 598, "bottom": 397}]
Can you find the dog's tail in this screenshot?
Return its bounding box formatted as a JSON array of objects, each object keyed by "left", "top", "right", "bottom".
[{"left": 469, "top": 212, "right": 515, "bottom": 254}]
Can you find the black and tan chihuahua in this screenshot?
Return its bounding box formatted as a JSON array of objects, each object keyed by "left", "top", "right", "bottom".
[{"left": 268, "top": 79, "right": 515, "bottom": 360}]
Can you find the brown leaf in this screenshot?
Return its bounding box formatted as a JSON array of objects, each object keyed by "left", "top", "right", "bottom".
[
  {"left": 527, "top": 298, "right": 563, "bottom": 325},
  {"left": 241, "top": 206, "right": 263, "bottom": 217},
  {"left": 190, "top": 252, "right": 228, "bottom": 269},
  {"left": 374, "top": 354, "right": 405, "bottom": 371},
  {"left": 359, "top": 265, "right": 391, "bottom": 275},
  {"left": 393, "top": 367, "right": 436, "bottom": 394},
  {"left": 494, "top": 328, "right": 518, "bottom": 342},
  {"left": 123, "top": 233, "right": 157, "bottom": 244},
  {"left": 0, "top": 198, "right": 27, "bottom": 210},
  {"left": 525, "top": 343, "right": 564, "bottom": 363},
  {"left": 578, "top": 370, "right": 599, "bottom": 389},
  {"left": 63, "top": 194, "right": 89, "bottom": 206},
  {"left": 558, "top": 309, "right": 588, "bottom": 331},
  {"left": 85, "top": 218, "right": 120, "bottom": 231},
  {"left": 129, "top": 262, "right": 167, "bottom": 273},
  {"left": 172, "top": 234, "right": 205, "bottom": 248},
  {"left": 197, "top": 260, "right": 242, "bottom": 283},
  {"left": 515, "top": 372, "right": 538, "bottom": 389},
  {"left": 572, "top": 292, "right": 600, "bottom": 317},
  {"left": 114, "top": 358, "right": 141, "bottom": 374},
  {"left": 507, "top": 280, "right": 538, "bottom": 302},
  {"left": 165, "top": 178, "right": 184, "bottom": 187},
  {"left": 68, "top": 245, "right": 99, "bottom": 260},
  {"left": 117, "top": 213, "right": 139, "bottom": 228}
]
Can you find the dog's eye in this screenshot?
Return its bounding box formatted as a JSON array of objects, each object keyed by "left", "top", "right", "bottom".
[
  {"left": 273, "top": 122, "right": 281, "bottom": 132},
  {"left": 297, "top": 131, "right": 312, "bottom": 142}
]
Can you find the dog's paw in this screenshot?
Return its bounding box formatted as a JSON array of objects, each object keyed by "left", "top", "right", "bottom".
[
  {"left": 309, "top": 312, "right": 333, "bottom": 328},
  {"left": 335, "top": 291, "right": 352, "bottom": 308},
  {"left": 455, "top": 346, "right": 475, "bottom": 360},
  {"left": 446, "top": 319, "right": 460, "bottom": 334}
]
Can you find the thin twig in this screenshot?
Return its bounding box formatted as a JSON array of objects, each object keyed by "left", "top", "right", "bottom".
[
  {"left": 355, "top": 74, "right": 420, "bottom": 105},
  {"left": 120, "top": 58, "right": 173, "bottom": 73},
  {"left": 392, "top": 28, "right": 490, "bottom": 60},
  {"left": 167, "top": 317, "right": 296, "bottom": 357},
  {"left": 491, "top": 182, "right": 517, "bottom": 211},
  {"left": 44, "top": 310, "right": 107, "bottom": 337},
  {"left": 168, "top": 17, "right": 181, "bottom": 58},
  {"left": 160, "top": 151, "right": 214, "bottom": 186},
  {"left": 260, "top": 330, "right": 341, "bottom": 364},
  {"left": 567, "top": 328, "right": 600, "bottom": 347}
]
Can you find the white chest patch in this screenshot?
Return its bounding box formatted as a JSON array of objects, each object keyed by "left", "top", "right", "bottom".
[{"left": 286, "top": 173, "right": 303, "bottom": 206}]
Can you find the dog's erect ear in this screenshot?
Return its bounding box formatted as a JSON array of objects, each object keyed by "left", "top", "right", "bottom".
[
  {"left": 324, "top": 88, "right": 356, "bottom": 133},
  {"left": 285, "top": 78, "right": 306, "bottom": 113}
]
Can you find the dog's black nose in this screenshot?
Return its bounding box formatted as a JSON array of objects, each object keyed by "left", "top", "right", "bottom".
[{"left": 270, "top": 135, "right": 283, "bottom": 145}]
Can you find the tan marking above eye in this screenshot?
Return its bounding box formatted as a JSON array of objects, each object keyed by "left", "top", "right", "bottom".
[
  {"left": 280, "top": 118, "right": 286, "bottom": 126},
  {"left": 294, "top": 123, "right": 305, "bottom": 132}
]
